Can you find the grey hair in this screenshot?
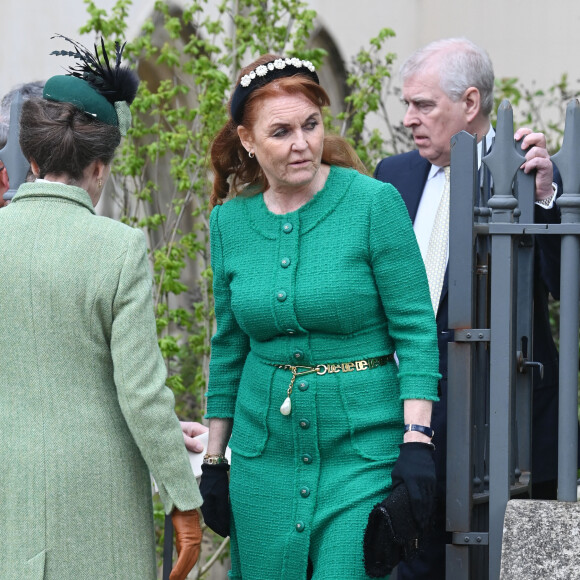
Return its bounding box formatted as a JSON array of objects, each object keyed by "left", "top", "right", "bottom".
[
  {"left": 0, "top": 81, "right": 45, "bottom": 150},
  {"left": 400, "top": 38, "right": 495, "bottom": 117}
]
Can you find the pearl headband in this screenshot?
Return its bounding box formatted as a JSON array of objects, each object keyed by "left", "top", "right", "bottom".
[{"left": 230, "top": 57, "right": 319, "bottom": 125}]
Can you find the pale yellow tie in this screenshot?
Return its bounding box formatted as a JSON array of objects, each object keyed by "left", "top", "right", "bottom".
[{"left": 425, "top": 166, "right": 450, "bottom": 313}]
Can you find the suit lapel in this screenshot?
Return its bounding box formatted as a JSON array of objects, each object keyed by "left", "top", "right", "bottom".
[
  {"left": 397, "top": 152, "right": 431, "bottom": 222},
  {"left": 375, "top": 150, "right": 448, "bottom": 314}
]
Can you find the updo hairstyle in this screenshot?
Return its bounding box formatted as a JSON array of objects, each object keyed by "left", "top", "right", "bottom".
[{"left": 19, "top": 98, "right": 121, "bottom": 182}]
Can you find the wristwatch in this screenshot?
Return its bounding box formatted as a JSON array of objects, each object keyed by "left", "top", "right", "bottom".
[
  {"left": 536, "top": 187, "right": 556, "bottom": 208},
  {"left": 404, "top": 424, "right": 435, "bottom": 438}
]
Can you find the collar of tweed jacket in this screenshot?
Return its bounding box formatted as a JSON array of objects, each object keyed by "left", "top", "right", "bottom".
[{"left": 12, "top": 180, "right": 96, "bottom": 214}]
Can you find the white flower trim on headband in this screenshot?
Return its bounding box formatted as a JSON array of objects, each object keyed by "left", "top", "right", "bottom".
[{"left": 239, "top": 58, "right": 316, "bottom": 88}]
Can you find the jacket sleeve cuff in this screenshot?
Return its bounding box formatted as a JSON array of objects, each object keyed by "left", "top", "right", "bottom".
[{"left": 397, "top": 372, "right": 441, "bottom": 401}]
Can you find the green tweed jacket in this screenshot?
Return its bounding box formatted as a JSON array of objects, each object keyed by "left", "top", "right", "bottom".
[
  {"left": 0, "top": 181, "right": 201, "bottom": 580},
  {"left": 207, "top": 165, "right": 440, "bottom": 421}
]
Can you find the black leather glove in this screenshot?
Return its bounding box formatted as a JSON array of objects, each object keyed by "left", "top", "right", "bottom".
[
  {"left": 199, "top": 463, "right": 230, "bottom": 537},
  {"left": 363, "top": 484, "right": 420, "bottom": 578},
  {"left": 390, "top": 441, "right": 436, "bottom": 530}
]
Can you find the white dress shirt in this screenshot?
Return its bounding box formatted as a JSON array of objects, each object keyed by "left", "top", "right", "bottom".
[{"left": 413, "top": 126, "right": 495, "bottom": 264}]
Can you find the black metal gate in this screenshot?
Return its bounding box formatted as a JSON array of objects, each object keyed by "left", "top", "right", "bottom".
[{"left": 446, "top": 99, "right": 580, "bottom": 580}]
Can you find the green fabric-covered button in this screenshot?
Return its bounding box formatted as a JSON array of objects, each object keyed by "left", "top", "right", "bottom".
[{"left": 297, "top": 380, "right": 309, "bottom": 391}]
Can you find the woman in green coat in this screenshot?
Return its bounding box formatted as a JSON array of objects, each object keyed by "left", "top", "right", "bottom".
[
  {"left": 0, "top": 38, "right": 202, "bottom": 580},
  {"left": 199, "top": 54, "right": 441, "bottom": 579}
]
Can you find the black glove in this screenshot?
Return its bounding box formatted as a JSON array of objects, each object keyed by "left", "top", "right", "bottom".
[
  {"left": 199, "top": 463, "right": 230, "bottom": 537},
  {"left": 390, "top": 441, "right": 436, "bottom": 530},
  {"left": 363, "top": 484, "right": 421, "bottom": 577}
]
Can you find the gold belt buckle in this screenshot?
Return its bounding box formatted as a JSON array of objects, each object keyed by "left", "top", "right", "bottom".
[{"left": 293, "top": 365, "right": 323, "bottom": 377}]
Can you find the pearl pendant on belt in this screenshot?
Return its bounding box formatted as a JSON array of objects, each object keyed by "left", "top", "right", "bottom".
[
  {"left": 280, "top": 367, "right": 298, "bottom": 416},
  {"left": 274, "top": 365, "right": 324, "bottom": 416},
  {"left": 276, "top": 364, "right": 320, "bottom": 416},
  {"left": 280, "top": 396, "right": 292, "bottom": 416}
]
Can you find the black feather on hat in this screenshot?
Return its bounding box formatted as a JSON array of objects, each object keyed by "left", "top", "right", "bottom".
[{"left": 50, "top": 34, "right": 139, "bottom": 106}]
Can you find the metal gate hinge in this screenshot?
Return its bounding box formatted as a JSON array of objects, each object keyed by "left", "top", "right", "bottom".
[
  {"left": 453, "top": 329, "right": 491, "bottom": 342},
  {"left": 452, "top": 532, "right": 489, "bottom": 545}
]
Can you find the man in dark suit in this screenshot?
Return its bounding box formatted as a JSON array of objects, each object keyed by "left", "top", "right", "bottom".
[{"left": 374, "top": 37, "right": 561, "bottom": 580}]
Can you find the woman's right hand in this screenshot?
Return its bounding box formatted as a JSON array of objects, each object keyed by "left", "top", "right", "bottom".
[{"left": 199, "top": 463, "right": 231, "bottom": 537}]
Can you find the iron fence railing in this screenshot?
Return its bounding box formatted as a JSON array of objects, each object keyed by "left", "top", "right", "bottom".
[{"left": 446, "top": 99, "right": 580, "bottom": 580}]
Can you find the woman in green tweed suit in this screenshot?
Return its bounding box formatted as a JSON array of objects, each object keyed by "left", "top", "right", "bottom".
[
  {"left": 0, "top": 39, "right": 202, "bottom": 580},
  {"left": 199, "top": 55, "right": 441, "bottom": 579}
]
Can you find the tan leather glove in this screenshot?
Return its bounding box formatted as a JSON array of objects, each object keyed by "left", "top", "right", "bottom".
[{"left": 169, "top": 508, "right": 202, "bottom": 580}]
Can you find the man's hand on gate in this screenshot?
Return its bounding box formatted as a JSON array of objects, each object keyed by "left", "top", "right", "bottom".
[{"left": 514, "top": 128, "right": 555, "bottom": 202}]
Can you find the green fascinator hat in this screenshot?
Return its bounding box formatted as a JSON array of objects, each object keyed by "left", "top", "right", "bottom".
[{"left": 43, "top": 34, "right": 140, "bottom": 136}]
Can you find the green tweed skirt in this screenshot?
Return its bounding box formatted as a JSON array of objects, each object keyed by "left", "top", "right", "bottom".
[{"left": 227, "top": 351, "right": 399, "bottom": 579}]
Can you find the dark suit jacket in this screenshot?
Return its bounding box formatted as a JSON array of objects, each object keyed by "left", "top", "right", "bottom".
[{"left": 374, "top": 149, "right": 562, "bottom": 487}]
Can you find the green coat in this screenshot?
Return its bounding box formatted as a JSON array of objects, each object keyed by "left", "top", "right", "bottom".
[
  {"left": 207, "top": 166, "right": 440, "bottom": 579},
  {"left": 0, "top": 181, "right": 202, "bottom": 580}
]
